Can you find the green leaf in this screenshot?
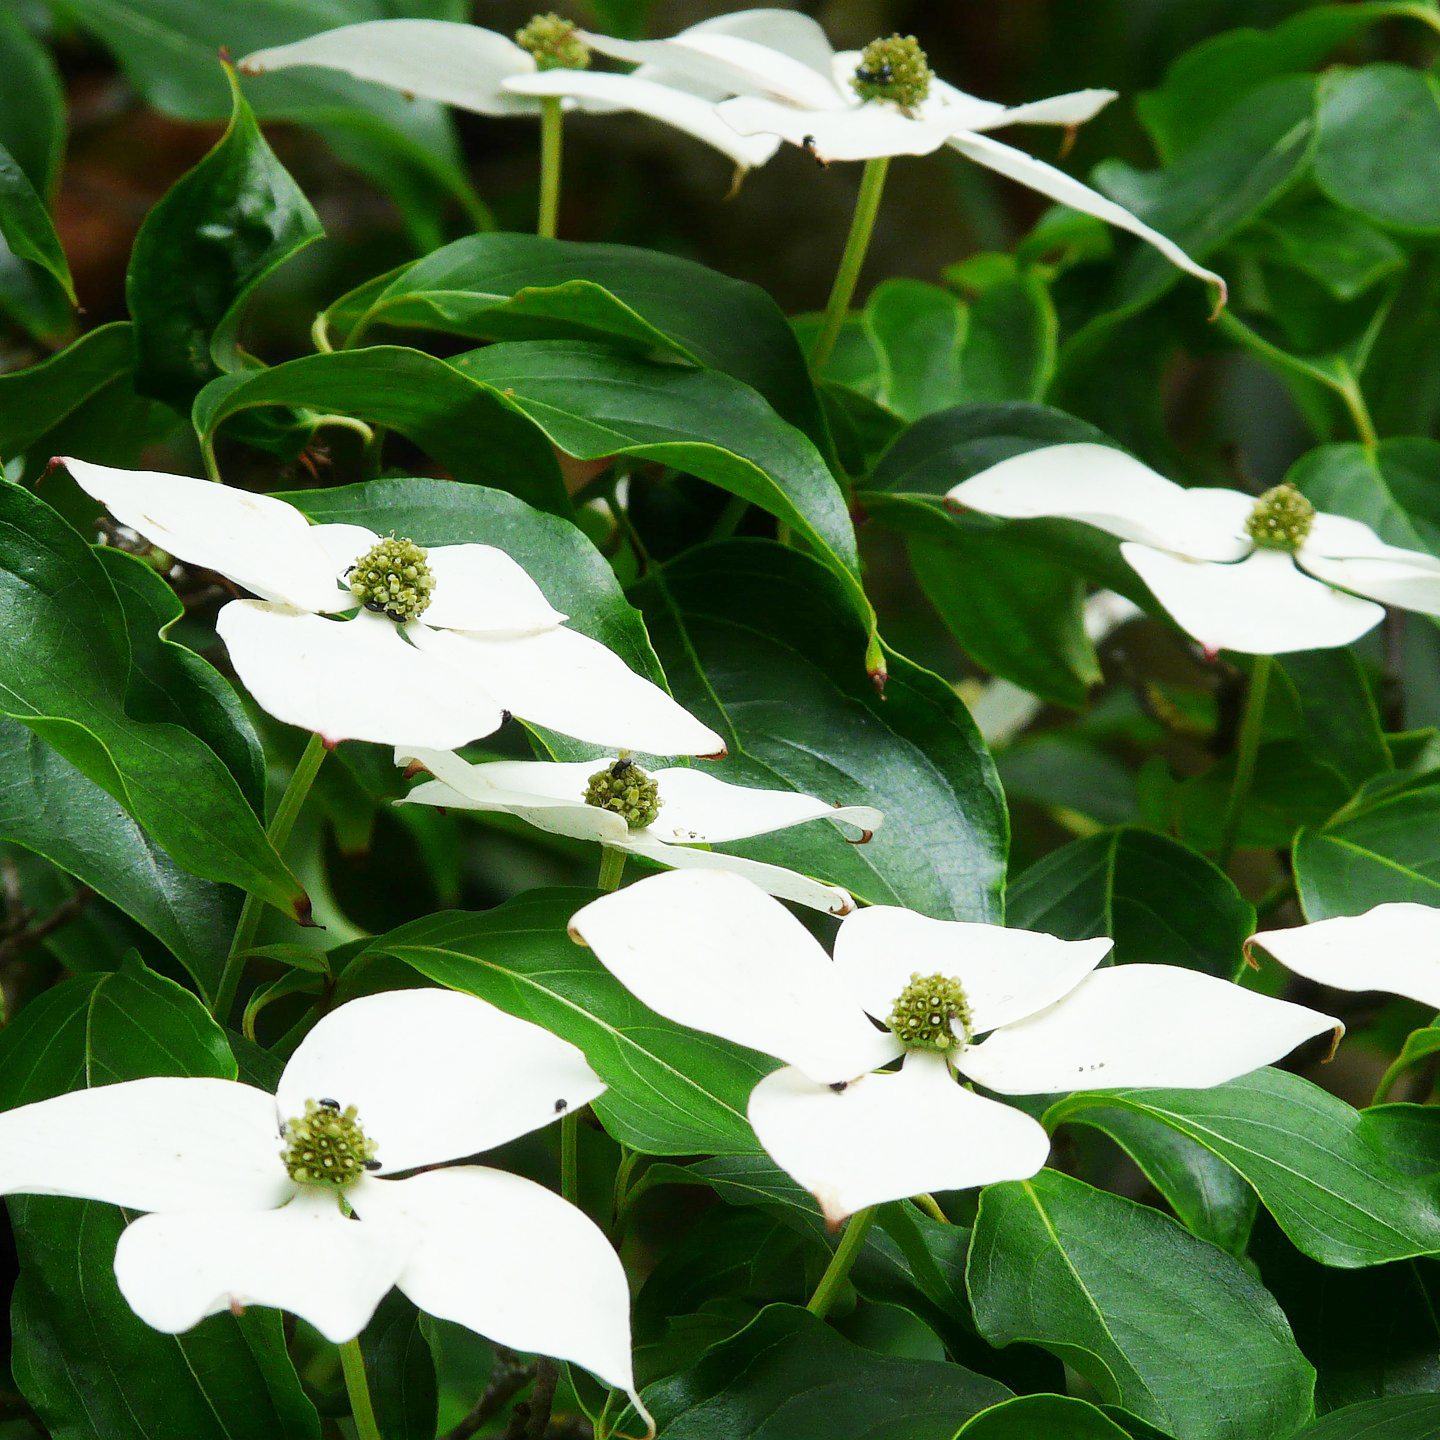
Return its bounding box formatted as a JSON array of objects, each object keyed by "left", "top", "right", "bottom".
[
  {"left": 953, "top": 271, "right": 1058, "bottom": 406},
  {"left": 637, "top": 1304, "right": 1011, "bottom": 1439},
  {"left": 1290, "top": 438, "right": 1440, "bottom": 558},
  {"left": 454, "top": 341, "right": 876, "bottom": 647},
  {"left": 322, "top": 232, "right": 829, "bottom": 453},
  {"left": 1276, "top": 649, "right": 1391, "bottom": 793},
  {"left": 127, "top": 64, "right": 321, "bottom": 410},
  {"left": 1241, "top": 198, "right": 1405, "bottom": 302},
  {"left": 1315, "top": 64, "right": 1440, "bottom": 233},
  {"left": 955, "top": 1396, "right": 1133, "bottom": 1440},
  {"left": 969, "top": 1170, "right": 1314, "bottom": 1440},
  {"left": 359, "top": 889, "right": 770, "bottom": 1155},
  {"left": 1294, "top": 771, "right": 1440, "bottom": 916},
  {"left": 193, "top": 348, "right": 568, "bottom": 514},
  {"left": 1007, "top": 827, "right": 1255, "bottom": 980},
  {"left": 0, "top": 7, "right": 65, "bottom": 196},
  {"left": 0, "top": 138, "right": 72, "bottom": 300},
  {"left": 359, "top": 1291, "right": 437, "bottom": 1440},
  {"left": 0, "top": 960, "right": 319, "bottom": 1440},
  {"left": 0, "top": 482, "right": 303, "bottom": 970},
  {"left": 861, "top": 279, "right": 966, "bottom": 422},
  {"left": 1292, "top": 1395, "right": 1440, "bottom": 1438},
  {"left": 633, "top": 540, "right": 1007, "bottom": 921},
  {"left": 1047, "top": 1067, "right": 1440, "bottom": 1267}
]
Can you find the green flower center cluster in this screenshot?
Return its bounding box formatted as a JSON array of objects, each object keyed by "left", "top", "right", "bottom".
[
  {"left": 887, "top": 972, "right": 972, "bottom": 1052},
  {"left": 851, "top": 34, "right": 932, "bottom": 112},
  {"left": 515, "top": 12, "right": 591, "bottom": 71},
  {"left": 348, "top": 536, "right": 435, "bottom": 623},
  {"left": 583, "top": 758, "right": 662, "bottom": 829},
  {"left": 1244, "top": 483, "right": 1315, "bottom": 553},
  {"left": 280, "top": 1098, "right": 380, "bottom": 1188}
]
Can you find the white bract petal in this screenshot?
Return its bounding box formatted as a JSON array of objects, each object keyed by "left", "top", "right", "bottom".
[
  {"left": 977, "top": 89, "right": 1118, "bottom": 129},
  {"left": 659, "top": 8, "right": 837, "bottom": 77},
  {"left": 419, "top": 544, "right": 566, "bottom": 634},
  {"left": 568, "top": 869, "right": 901, "bottom": 1081},
  {"left": 948, "top": 131, "right": 1227, "bottom": 300},
  {"left": 1303, "top": 512, "right": 1440, "bottom": 565},
  {"left": 0, "top": 1077, "right": 292, "bottom": 1212},
  {"left": 1251, "top": 904, "right": 1440, "bottom": 1009},
  {"left": 622, "top": 833, "right": 859, "bottom": 915},
  {"left": 411, "top": 623, "right": 725, "bottom": 757},
  {"left": 240, "top": 20, "right": 541, "bottom": 116},
  {"left": 278, "top": 989, "right": 603, "bottom": 1173},
  {"left": 832, "top": 907, "right": 1111, "bottom": 1033},
  {"left": 748, "top": 1052, "right": 1050, "bottom": 1226},
  {"left": 61, "top": 458, "right": 342, "bottom": 610},
  {"left": 718, "top": 94, "right": 964, "bottom": 163},
  {"left": 959, "top": 964, "right": 1340, "bottom": 1094},
  {"left": 945, "top": 443, "right": 1246, "bottom": 560},
  {"left": 1298, "top": 551, "right": 1440, "bottom": 617},
  {"left": 1120, "top": 544, "right": 1385, "bottom": 655},
  {"left": 352, "top": 1167, "right": 647, "bottom": 1416},
  {"left": 306, "top": 523, "right": 381, "bottom": 613},
  {"left": 113, "top": 1187, "right": 412, "bottom": 1343},
  {"left": 503, "top": 69, "right": 781, "bottom": 169},
  {"left": 647, "top": 767, "right": 881, "bottom": 845},
  {"left": 216, "top": 602, "right": 508, "bottom": 749}
]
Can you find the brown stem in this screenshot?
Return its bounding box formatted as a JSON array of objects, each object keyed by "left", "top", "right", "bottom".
[{"left": 443, "top": 1348, "right": 534, "bottom": 1440}]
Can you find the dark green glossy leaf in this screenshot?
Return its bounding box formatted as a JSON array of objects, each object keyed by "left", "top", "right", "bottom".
[
  {"left": 637, "top": 1304, "right": 1010, "bottom": 1440},
  {"left": 358, "top": 889, "right": 770, "bottom": 1155},
  {"left": 0, "top": 7, "right": 64, "bottom": 195},
  {"left": 1276, "top": 649, "right": 1391, "bottom": 793},
  {"left": 0, "top": 138, "right": 72, "bottom": 299},
  {"left": 127, "top": 64, "right": 321, "bottom": 410},
  {"left": 0, "top": 483, "right": 302, "bottom": 957},
  {"left": 634, "top": 539, "right": 1007, "bottom": 921},
  {"left": 952, "top": 271, "right": 1058, "bottom": 406},
  {"left": 359, "top": 1291, "right": 438, "bottom": 1440},
  {"left": 861, "top": 279, "right": 965, "bottom": 422},
  {"left": 1047, "top": 1067, "right": 1440, "bottom": 1267},
  {"left": 1292, "top": 1395, "right": 1440, "bottom": 1438},
  {"left": 454, "top": 341, "right": 875, "bottom": 646},
  {"left": 1315, "top": 65, "right": 1440, "bottom": 233},
  {"left": 969, "top": 1170, "right": 1314, "bottom": 1440},
  {"left": 955, "top": 1396, "right": 1133, "bottom": 1440},
  {"left": 323, "top": 232, "right": 828, "bottom": 451},
  {"left": 193, "top": 348, "right": 568, "bottom": 514},
  {"left": 1008, "top": 827, "right": 1254, "bottom": 979},
  {"left": 1291, "top": 438, "right": 1440, "bottom": 558},
  {"left": 1241, "top": 199, "right": 1405, "bottom": 302},
  {"left": 0, "top": 960, "right": 319, "bottom": 1440}
]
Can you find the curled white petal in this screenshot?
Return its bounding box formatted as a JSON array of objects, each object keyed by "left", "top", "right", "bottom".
[
  {"left": 748, "top": 1052, "right": 1051, "bottom": 1226},
  {"left": 412, "top": 623, "right": 726, "bottom": 757},
  {"left": 352, "top": 1167, "right": 645, "bottom": 1410},
  {"left": 1121, "top": 544, "right": 1384, "bottom": 655},
  {"left": 646, "top": 766, "right": 881, "bottom": 845},
  {"left": 216, "top": 602, "right": 508, "bottom": 749},
  {"left": 61, "top": 458, "right": 342, "bottom": 610},
  {"left": 979, "top": 89, "right": 1118, "bottom": 129},
  {"left": 1299, "top": 551, "right": 1440, "bottom": 618},
  {"left": 1251, "top": 904, "right": 1440, "bottom": 1010},
  {"left": 114, "top": 1187, "right": 412, "bottom": 1343},
  {"left": 0, "top": 1077, "right": 292, "bottom": 1212},
  {"left": 718, "top": 95, "right": 962, "bottom": 162},
  {"left": 278, "top": 990, "right": 604, "bottom": 1173},
  {"left": 568, "top": 869, "right": 901, "bottom": 1081},
  {"left": 1304, "top": 512, "right": 1440, "bottom": 565},
  {"left": 959, "top": 964, "right": 1341, "bottom": 1094},
  {"left": 240, "top": 20, "right": 540, "bottom": 117},
  {"left": 833, "top": 907, "right": 1111, "bottom": 1033}
]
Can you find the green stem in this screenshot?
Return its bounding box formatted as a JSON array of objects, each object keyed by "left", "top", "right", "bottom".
[
  {"left": 598, "top": 845, "right": 627, "bottom": 892},
  {"left": 914, "top": 1193, "right": 949, "bottom": 1224},
  {"left": 809, "top": 155, "right": 890, "bottom": 374},
  {"left": 339, "top": 1338, "right": 383, "bottom": 1440},
  {"left": 212, "top": 733, "right": 328, "bottom": 1024},
  {"left": 537, "top": 96, "right": 564, "bottom": 239},
  {"left": 310, "top": 312, "right": 334, "bottom": 354},
  {"left": 1216, "top": 655, "right": 1272, "bottom": 871},
  {"left": 560, "top": 1111, "right": 579, "bottom": 1205},
  {"left": 1334, "top": 359, "right": 1378, "bottom": 449},
  {"left": 1372, "top": 1053, "right": 1409, "bottom": 1106},
  {"left": 807, "top": 1206, "right": 877, "bottom": 1318},
  {"left": 708, "top": 492, "right": 751, "bottom": 542}
]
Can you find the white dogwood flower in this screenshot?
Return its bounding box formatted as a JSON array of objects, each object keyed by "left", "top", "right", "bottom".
[
  {"left": 1249, "top": 903, "right": 1440, "bottom": 1008},
  {"left": 59, "top": 458, "right": 723, "bottom": 757},
  {"left": 396, "top": 746, "right": 882, "bottom": 914},
  {"left": 0, "top": 989, "right": 650, "bottom": 1422},
  {"left": 240, "top": 14, "right": 778, "bottom": 171},
  {"left": 946, "top": 442, "right": 1440, "bottom": 655},
  {"left": 581, "top": 11, "right": 1221, "bottom": 298},
  {"left": 569, "top": 869, "right": 1339, "bottom": 1225}
]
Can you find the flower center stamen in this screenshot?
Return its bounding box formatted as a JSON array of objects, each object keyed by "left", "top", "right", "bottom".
[
  {"left": 280, "top": 1098, "right": 380, "bottom": 1188},
  {"left": 583, "top": 757, "right": 662, "bottom": 829},
  {"left": 851, "top": 34, "right": 932, "bottom": 113},
  {"left": 1244, "top": 484, "right": 1315, "bottom": 553},
  {"left": 347, "top": 535, "right": 435, "bottom": 623},
  {"left": 515, "top": 12, "right": 591, "bottom": 71},
  {"left": 886, "top": 972, "right": 972, "bottom": 1052}
]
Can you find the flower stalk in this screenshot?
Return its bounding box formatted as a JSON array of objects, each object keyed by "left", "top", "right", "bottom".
[
  {"left": 810, "top": 156, "right": 890, "bottom": 373},
  {"left": 340, "top": 1337, "right": 384, "bottom": 1440},
  {"left": 538, "top": 95, "right": 564, "bottom": 238},
  {"left": 1216, "top": 655, "right": 1272, "bottom": 871},
  {"left": 807, "top": 1206, "right": 877, "bottom": 1318}
]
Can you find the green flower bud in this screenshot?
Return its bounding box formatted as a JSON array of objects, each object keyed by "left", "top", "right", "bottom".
[
  {"left": 584, "top": 757, "right": 662, "bottom": 829},
  {"left": 1244, "top": 483, "right": 1315, "bottom": 553},
  {"left": 515, "top": 12, "right": 591, "bottom": 71},
  {"left": 851, "top": 34, "right": 932, "bottom": 112},
  {"left": 348, "top": 535, "right": 435, "bottom": 623},
  {"left": 280, "top": 1098, "right": 380, "bottom": 1188},
  {"left": 886, "top": 972, "right": 972, "bottom": 1053}
]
